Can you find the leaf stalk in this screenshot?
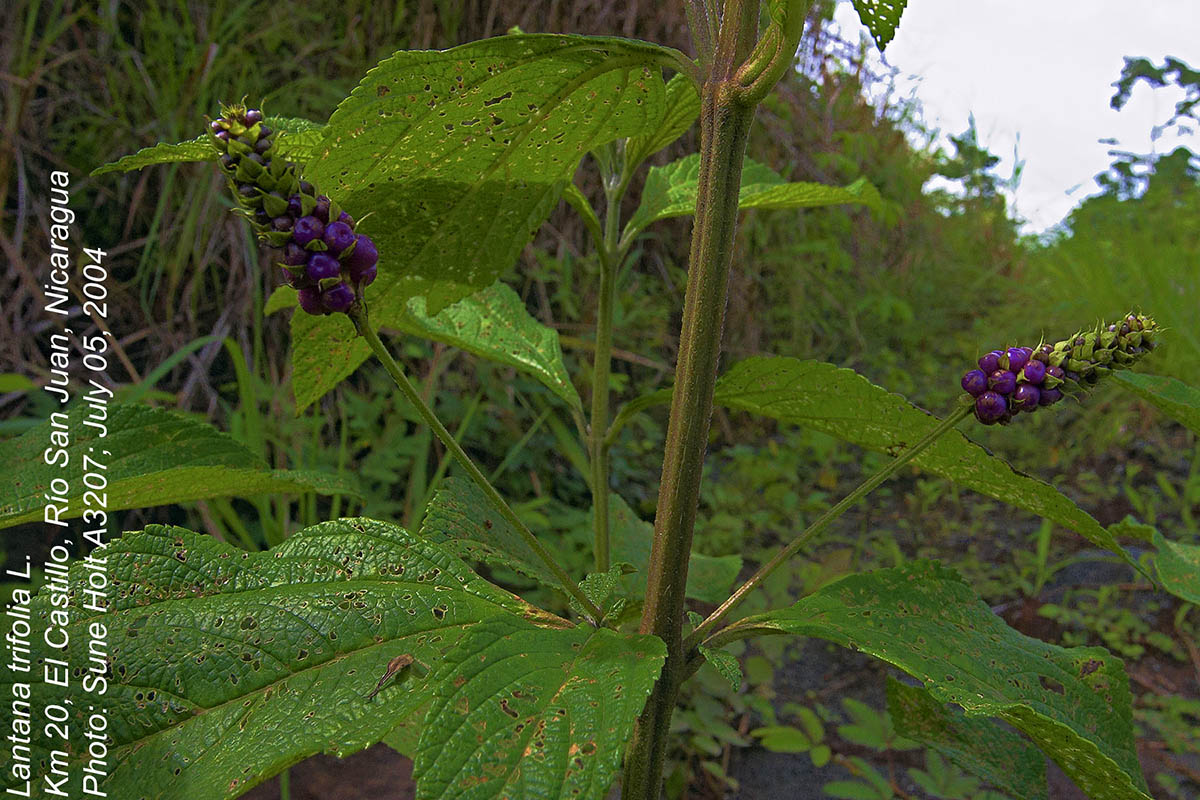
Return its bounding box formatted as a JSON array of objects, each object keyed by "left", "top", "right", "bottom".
[
  {"left": 352, "top": 307, "right": 605, "bottom": 622},
  {"left": 686, "top": 403, "right": 975, "bottom": 651}
]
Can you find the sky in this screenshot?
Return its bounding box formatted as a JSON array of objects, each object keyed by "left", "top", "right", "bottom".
[{"left": 830, "top": 0, "right": 1199, "bottom": 233}]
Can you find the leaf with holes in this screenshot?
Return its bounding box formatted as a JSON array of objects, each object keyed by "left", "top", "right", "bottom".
[
  {"left": 605, "top": 493, "right": 742, "bottom": 604},
  {"left": 0, "top": 403, "right": 357, "bottom": 530},
  {"left": 626, "top": 72, "right": 701, "bottom": 167},
  {"left": 291, "top": 35, "right": 684, "bottom": 406},
  {"left": 851, "top": 0, "right": 908, "bottom": 49},
  {"left": 0, "top": 520, "right": 566, "bottom": 799},
  {"left": 398, "top": 282, "right": 580, "bottom": 412},
  {"left": 732, "top": 561, "right": 1150, "bottom": 800},
  {"left": 1112, "top": 372, "right": 1200, "bottom": 435},
  {"left": 624, "top": 154, "right": 883, "bottom": 239},
  {"left": 887, "top": 677, "right": 1047, "bottom": 800},
  {"left": 420, "top": 477, "right": 568, "bottom": 595},
  {"left": 414, "top": 615, "right": 665, "bottom": 800},
  {"left": 711, "top": 356, "right": 1147, "bottom": 575},
  {"left": 1153, "top": 530, "right": 1200, "bottom": 603},
  {"left": 91, "top": 117, "right": 325, "bottom": 175},
  {"left": 287, "top": 281, "right": 581, "bottom": 412}
]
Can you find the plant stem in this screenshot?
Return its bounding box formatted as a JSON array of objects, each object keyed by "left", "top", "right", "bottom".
[
  {"left": 353, "top": 309, "right": 605, "bottom": 622},
  {"left": 590, "top": 173, "right": 623, "bottom": 574},
  {"left": 685, "top": 404, "right": 975, "bottom": 650},
  {"left": 621, "top": 3, "right": 759, "bottom": 795}
]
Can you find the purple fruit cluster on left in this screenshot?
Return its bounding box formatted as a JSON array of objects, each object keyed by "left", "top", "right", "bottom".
[{"left": 209, "top": 104, "right": 379, "bottom": 315}]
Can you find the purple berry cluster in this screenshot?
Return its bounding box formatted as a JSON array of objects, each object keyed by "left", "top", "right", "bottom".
[
  {"left": 208, "top": 104, "right": 379, "bottom": 315},
  {"left": 961, "top": 313, "right": 1159, "bottom": 425},
  {"left": 961, "top": 346, "right": 1063, "bottom": 424}
]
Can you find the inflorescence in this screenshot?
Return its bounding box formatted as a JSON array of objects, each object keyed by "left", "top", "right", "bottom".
[
  {"left": 962, "top": 312, "right": 1159, "bottom": 425},
  {"left": 208, "top": 103, "right": 378, "bottom": 315}
]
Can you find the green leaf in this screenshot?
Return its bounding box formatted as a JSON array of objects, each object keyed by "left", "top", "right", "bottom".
[
  {"left": 1112, "top": 371, "right": 1200, "bottom": 435},
  {"left": 0, "top": 373, "right": 35, "bottom": 393},
  {"left": 291, "top": 283, "right": 578, "bottom": 417},
  {"left": 1153, "top": 530, "right": 1200, "bottom": 603},
  {"left": 698, "top": 644, "right": 743, "bottom": 691},
  {"left": 396, "top": 282, "right": 581, "bottom": 413},
  {"left": 90, "top": 117, "right": 325, "bottom": 176},
  {"left": 0, "top": 403, "right": 358, "bottom": 530},
  {"left": 605, "top": 493, "right": 742, "bottom": 604},
  {"left": 624, "top": 153, "right": 883, "bottom": 239},
  {"left": 90, "top": 135, "right": 215, "bottom": 176},
  {"left": 851, "top": 0, "right": 908, "bottom": 49},
  {"left": 710, "top": 356, "right": 1147, "bottom": 576},
  {"left": 887, "top": 677, "right": 1048, "bottom": 800},
  {"left": 626, "top": 71, "right": 701, "bottom": 167},
  {"left": 291, "top": 35, "right": 682, "bottom": 406},
  {"left": 1108, "top": 514, "right": 1156, "bottom": 543},
  {"left": 414, "top": 615, "right": 666, "bottom": 800},
  {"left": 420, "top": 478, "right": 567, "bottom": 594},
  {"left": 751, "top": 725, "right": 812, "bottom": 753},
  {"left": 1, "top": 519, "right": 565, "bottom": 799},
  {"left": 737, "top": 561, "right": 1151, "bottom": 800},
  {"left": 289, "top": 309, "right": 371, "bottom": 412},
  {"left": 572, "top": 563, "right": 631, "bottom": 621},
  {"left": 264, "top": 285, "right": 298, "bottom": 315}
]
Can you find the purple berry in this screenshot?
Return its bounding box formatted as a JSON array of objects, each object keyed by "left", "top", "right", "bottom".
[
  {"left": 322, "top": 282, "right": 355, "bottom": 312},
  {"left": 292, "top": 215, "right": 324, "bottom": 246},
  {"left": 1006, "top": 347, "right": 1030, "bottom": 372},
  {"left": 1045, "top": 364, "right": 1065, "bottom": 381},
  {"left": 287, "top": 194, "right": 303, "bottom": 218},
  {"left": 979, "top": 350, "right": 1003, "bottom": 373},
  {"left": 313, "top": 195, "right": 331, "bottom": 223},
  {"left": 210, "top": 119, "right": 224, "bottom": 133},
  {"left": 344, "top": 234, "right": 378, "bottom": 279},
  {"left": 271, "top": 216, "right": 293, "bottom": 232},
  {"left": 215, "top": 129, "right": 230, "bottom": 142},
  {"left": 1013, "top": 383, "right": 1040, "bottom": 412},
  {"left": 961, "top": 369, "right": 988, "bottom": 396},
  {"left": 282, "top": 242, "right": 308, "bottom": 266},
  {"left": 323, "top": 221, "right": 356, "bottom": 255},
  {"left": 1021, "top": 360, "right": 1046, "bottom": 384},
  {"left": 299, "top": 180, "right": 315, "bottom": 195},
  {"left": 337, "top": 211, "right": 354, "bottom": 227},
  {"left": 245, "top": 108, "right": 263, "bottom": 124},
  {"left": 306, "top": 252, "right": 341, "bottom": 282},
  {"left": 1038, "top": 388, "right": 1063, "bottom": 406},
  {"left": 988, "top": 370, "right": 1016, "bottom": 395},
  {"left": 354, "top": 263, "right": 377, "bottom": 287},
  {"left": 975, "top": 392, "right": 1007, "bottom": 424},
  {"left": 297, "top": 287, "right": 325, "bottom": 315}
]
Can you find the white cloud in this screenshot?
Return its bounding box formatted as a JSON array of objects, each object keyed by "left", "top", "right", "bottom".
[{"left": 831, "top": 0, "right": 1199, "bottom": 231}]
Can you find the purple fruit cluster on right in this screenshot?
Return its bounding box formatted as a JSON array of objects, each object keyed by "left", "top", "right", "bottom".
[
  {"left": 960, "top": 313, "right": 1159, "bottom": 425},
  {"left": 209, "top": 103, "right": 380, "bottom": 316}
]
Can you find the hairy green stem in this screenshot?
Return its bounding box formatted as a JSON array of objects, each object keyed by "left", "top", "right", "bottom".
[
  {"left": 685, "top": 404, "right": 975, "bottom": 651},
  {"left": 621, "top": 3, "right": 760, "bottom": 795},
  {"left": 590, "top": 173, "right": 624, "bottom": 573},
  {"left": 353, "top": 309, "right": 605, "bottom": 622}
]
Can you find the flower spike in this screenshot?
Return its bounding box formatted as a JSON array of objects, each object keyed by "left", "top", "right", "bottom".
[
  {"left": 209, "top": 103, "right": 379, "bottom": 315},
  {"left": 961, "top": 312, "right": 1160, "bottom": 424}
]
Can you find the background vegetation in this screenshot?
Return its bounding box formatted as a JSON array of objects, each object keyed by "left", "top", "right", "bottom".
[{"left": 2, "top": 1, "right": 1196, "bottom": 797}]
